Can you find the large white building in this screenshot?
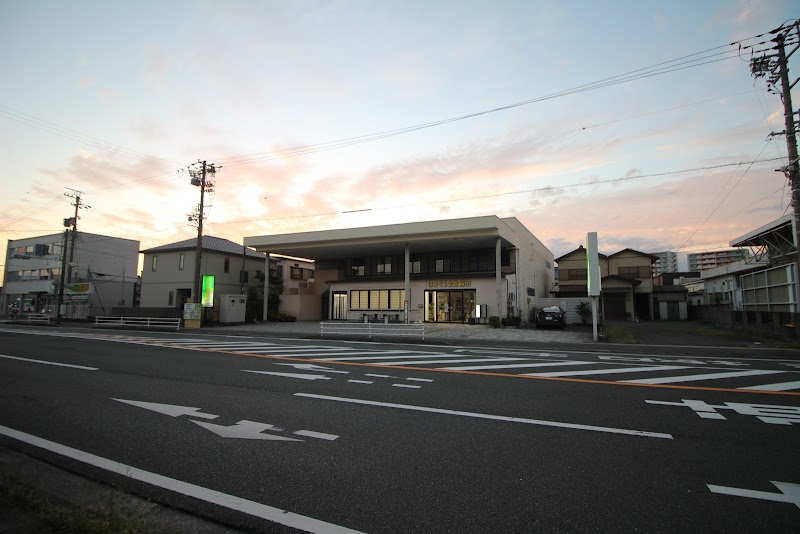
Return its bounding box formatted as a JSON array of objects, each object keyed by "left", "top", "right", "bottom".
[
  {"left": 651, "top": 251, "right": 678, "bottom": 276},
  {"left": 244, "top": 216, "right": 554, "bottom": 323},
  {"left": 4, "top": 232, "right": 139, "bottom": 318}
]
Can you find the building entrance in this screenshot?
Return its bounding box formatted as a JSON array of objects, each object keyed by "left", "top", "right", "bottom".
[{"left": 424, "top": 290, "right": 476, "bottom": 323}]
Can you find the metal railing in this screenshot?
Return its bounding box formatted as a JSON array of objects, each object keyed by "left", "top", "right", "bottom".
[
  {"left": 320, "top": 321, "right": 424, "bottom": 339},
  {"left": 95, "top": 316, "right": 181, "bottom": 330}
]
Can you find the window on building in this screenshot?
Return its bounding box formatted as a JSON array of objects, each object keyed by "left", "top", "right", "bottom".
[
  {"left": 501, "top": 249, "right": 510, "bottom": 267},
  {"left": 291, "top": 266, "right": 303, "bottom": 280},
  {"left": 224, "top": 257, "right": 230, "bottom": 273},
  {"left": 565, "top": 269, "right": 587, "bottom": 281},
  {"left": 276, "top": 265, "right": 283, "bottom": 279},
  {"left": 152, "top": 256, "right": 157, "bottom": 272},
  {"left": 435, "top": 257, "right": 451, "bottom": 273},
  {"left": 411, "top": 260, "right": 421, "bottom": 274},
  {"left": 377, "top": 256, "right": 392, "bottom": 274},
  {"left": 618, "top": 266, "right": 651, "bottom": 278},
  {"left": 179, "top": 253, "right": 185, "bottom": 270},
  {"left": 351, "top": 259, "right": 366, "bottom": 277}
]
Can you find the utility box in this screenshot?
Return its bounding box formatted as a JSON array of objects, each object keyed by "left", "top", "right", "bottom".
[{"left": 218, "top": 294, "right": 247, "bottom": 324}]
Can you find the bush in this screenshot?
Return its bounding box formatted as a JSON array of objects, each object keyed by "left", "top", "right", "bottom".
[
  {"left": 576, "top": 301, "right": 591, "bottom": 325},
  {"left": 267, "top": 312, "right": 296, "bottom": 322},
  {"left": 489, "top": 316, "right": 502, "bottom": 328}
]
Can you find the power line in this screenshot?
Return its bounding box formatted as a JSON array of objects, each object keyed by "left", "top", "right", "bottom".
[{"left": 209, "top": 157, "right": 786, "bottom": 227}]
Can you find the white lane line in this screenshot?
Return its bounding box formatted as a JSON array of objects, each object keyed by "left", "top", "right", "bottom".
[
  {"left": 319, "top": 353, "right": 450, "bottom": 361},
  {"left": 347, "top": 380, "right": 374, "bottom": 384},
  {"left": 0, "top": 354, "right": 98, "bottom": 371},
  {"left": 294, "top": 394, "right": 673, "bottom": 439},
  {"left": 0, "top": 425, "right": 362, "bottom": 533},
  {"left": 738, "top": 380, "right": 800, "bottom": 391},
  {"left": 239, "top": 348, "right": 348, "bottom": 354},
  {"left": 707, "top": 481, "right": 800, "bottom": 508},
  {"left": 622, "top": 369, "right": 786, "bottom": 385},
  {"left": 530, "top": 365, "right": 692, "bottom": 378},
  {"left": 293, "top": 430, "right": 339, "bottom": 441},
  {"left": 378, "top": 357, "right": 529, "bottom": 366},
  {"left": 364, "top": 373, "right": 394, "bottom": 378},
  {"left": 406, "top": 378, "right": 434, "bottom": 382},
  {"left": 392, "top": 384, "right": 421, "bottom": 389},
  {"left": 444, "top": 361, "right": 592, "bottom": 371}
]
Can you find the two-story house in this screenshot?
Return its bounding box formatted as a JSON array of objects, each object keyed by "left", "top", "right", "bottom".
[
  {"left": 555, "top": 246, "right": 657, "bottom": 320},
  {"left": 139, "top": 236, "right": 266, "bottom": 311}
]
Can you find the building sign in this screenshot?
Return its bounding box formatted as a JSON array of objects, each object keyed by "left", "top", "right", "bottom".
[
  {"left": 427, "top": 279, "right": 472, "bottom": 288},
  {"left": 183, "top": 303, "right": 202, "bottom": 320},
  {"left": 65, "top": 283, "right": 93, "bottom": 294},
  {"left": 586, "top": 232, "right": 601, "bottom": 297},
  {"left": 201, "top": 275, "right": 215, "bottom": 308}
]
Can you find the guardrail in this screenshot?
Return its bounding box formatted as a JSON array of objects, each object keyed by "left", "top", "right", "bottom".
[
  {"left": 320, "top": 321, "right": 424, "bottom": 339},
  {"left": 95, "top": 316, "right": 181, "bottom": 330},
  {"left": 27, "top": 313, "right": 52, "bottom": 325}
]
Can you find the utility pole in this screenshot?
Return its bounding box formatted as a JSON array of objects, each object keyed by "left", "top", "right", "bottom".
[
  {"left": 750, "top": 20, "right": 800, "bottom": 332},
  {"left": 187, "top": 161, "right": 217, "bottom": 307},
  {"left": 56, "top": 189, "right": 90, "bottom": 324}
]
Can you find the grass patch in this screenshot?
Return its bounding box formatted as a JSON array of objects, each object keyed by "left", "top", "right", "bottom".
[
  {"left": 603, "top": 324, "right": 637, "bottom": 344},
  {"left": 0, "top": 470, "right": 152, "bottom": 534}
]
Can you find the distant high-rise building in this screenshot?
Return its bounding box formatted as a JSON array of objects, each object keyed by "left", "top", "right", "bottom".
[
  {"left": 687, "top": 249, "right": 747, "bottom": 271},
  {"left": 651, "top": 251, "right": 678, "bottom": 276}
]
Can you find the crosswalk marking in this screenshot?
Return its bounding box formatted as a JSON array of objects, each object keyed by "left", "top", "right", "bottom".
[
  {"left": 738, "top": 380, "right": 800, "bottom": 391},
  {"left": 378, "top": 357, "right": 528, "bottom": 366},
  {"left": 622, "top": 369, "right": 786, "bottom": 385},
  {"left": 443, "top": 361, "right": 591, "bottom": 371},
  {"left": 529, "top": 365, "right": 692, "bottom": 378},
  {"left": 319, "top": 353, "right": 449, "bottom": 361}
]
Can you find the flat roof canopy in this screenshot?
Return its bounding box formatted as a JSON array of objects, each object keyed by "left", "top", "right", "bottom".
[{"left": 244, "top": 216, "right": 518, "bottom": 261}]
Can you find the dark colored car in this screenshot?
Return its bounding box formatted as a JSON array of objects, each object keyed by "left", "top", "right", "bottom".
[{"left": 536, "top": 306, "right": 566, "bottom": 329}]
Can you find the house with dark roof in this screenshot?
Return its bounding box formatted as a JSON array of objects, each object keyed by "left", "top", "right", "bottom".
[
  {"left": 139, "top": 236, "right": 266, "bottom": 310},
  {"left": 554, "top": 246, "right": 658, "bottom": 320}
]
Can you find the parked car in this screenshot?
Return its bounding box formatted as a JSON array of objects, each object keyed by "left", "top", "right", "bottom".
[{"left": 536, "top": 306, "right": 566, "bottom": 329}]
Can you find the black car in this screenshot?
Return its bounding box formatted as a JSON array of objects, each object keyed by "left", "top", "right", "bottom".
[{"left": 536, "top": 306, "right": 566, "bottom": 329}]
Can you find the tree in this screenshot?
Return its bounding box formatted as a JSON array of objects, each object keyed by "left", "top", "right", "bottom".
[{"left": 576, "top": 301, "right": 591, "bottom": 325}]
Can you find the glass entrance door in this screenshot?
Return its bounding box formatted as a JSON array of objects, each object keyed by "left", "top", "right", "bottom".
[
  {"left": 424, "top": 290, "right": 476, "bottom": 323},
  {"left": 332, "top": 292, "right": 347, "bottom": 320}
]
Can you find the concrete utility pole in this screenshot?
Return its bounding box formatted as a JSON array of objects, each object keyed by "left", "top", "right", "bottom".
[
  {"left": 188, "top": 161, "right": 217, "bottom": 305},
  {"left": 56, "top": 189, "right": 90, "bottom": 324}
]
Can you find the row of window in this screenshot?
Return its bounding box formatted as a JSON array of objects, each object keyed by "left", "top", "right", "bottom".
[
  {"left": 347, "top": 250, "right": 508, "bottom": 279},
  {"left": 6, "top": 268, "right": 62, "bottom": 282},
  {"left": 560, "top": 265, "right": 651, "bottom": 281},
  {"left": 10, "top": 243, "right": 63, "bottom": 258},
  {"left": 349, "top": 289, "right": 406, "bottom": 310}
]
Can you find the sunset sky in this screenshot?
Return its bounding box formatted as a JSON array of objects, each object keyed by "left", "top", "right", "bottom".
[{"left": 1, "top": 1, "right": 797, "bottom": 276}]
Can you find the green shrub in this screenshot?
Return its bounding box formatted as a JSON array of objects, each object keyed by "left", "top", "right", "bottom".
[
  {"left": 576, "top": 301, "right": 591, "bottom": 325},
  {"left": 489, "top": 316, "right": 502, "bottom": 328}
]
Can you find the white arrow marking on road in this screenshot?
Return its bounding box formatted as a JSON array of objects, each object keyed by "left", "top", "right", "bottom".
[
  {"left": 112, "top": 399, "right": 218, "bottom": 419},
  {"left": 708, "top": 481, "right": 800, "bottom": 509},
  {"left": 191, "top": 420, "right": 301, "bottom": 441},
  {"left": 242, "top": 370, "right": 331, "bottom": 380},
  {"left": 276, "top": 363, "right": 350, "bottom": 374}
]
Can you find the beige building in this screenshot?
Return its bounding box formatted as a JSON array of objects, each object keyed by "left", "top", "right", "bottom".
[
  {"left": 244, "top": 216, "right": 554, "bottom": 323},
  {"left": 139, "top": 236, "right": 266, "bottom": 310},
  {"left": 555, "top": 247, "right": 657, "bottom": 320}
]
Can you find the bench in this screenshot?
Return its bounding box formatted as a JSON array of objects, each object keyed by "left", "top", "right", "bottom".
[
  {"left": 320, "top": 321, "right": 424, "bottom": 339},
  {"left": 27, "top": 313, "right": 52, "bottom": 325},
  {"left": 95, "top": 316, "right": 181, "bottom": 330}
]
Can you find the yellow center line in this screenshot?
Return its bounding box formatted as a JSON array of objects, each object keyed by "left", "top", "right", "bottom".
[{"left": 152, "top": 342, "right": 800, "bottom": 397}]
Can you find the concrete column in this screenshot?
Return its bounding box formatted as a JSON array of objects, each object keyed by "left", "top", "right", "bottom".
[
  {"left": 263, "top": 253, "right": 270, "bottom": 322},
  {"left": 405, "top": 243, "right": 410, "bottom": 323},
  {"left": 496, "top": 237, "right": 502, "bottom": 318}
]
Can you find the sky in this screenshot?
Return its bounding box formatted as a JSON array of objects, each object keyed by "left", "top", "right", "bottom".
[{"left": 1, "top": 0, "right": 798, "bottom": 278}]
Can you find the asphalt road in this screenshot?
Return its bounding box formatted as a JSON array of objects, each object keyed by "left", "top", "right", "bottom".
[{"left": 0, "top": 326, "right": 798, "bottom": 533}]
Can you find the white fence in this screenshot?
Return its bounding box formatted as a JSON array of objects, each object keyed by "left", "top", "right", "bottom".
[
  {"left": 95, "top": 316, "right": 181, "bottom": 330},
  {"left": 320, "top": 321, "right": 425, "bottom": 339},
  {"left": 26, "top": 313, "right": 51, "bottom": 325}
]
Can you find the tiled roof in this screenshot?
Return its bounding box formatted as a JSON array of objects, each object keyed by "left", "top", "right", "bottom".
[{"left": 141, "top": 236, "right": 266, "bottom": 259}]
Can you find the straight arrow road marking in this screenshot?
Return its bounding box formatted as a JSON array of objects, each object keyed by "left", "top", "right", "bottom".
[
  {"left": 191, "top": 420, "right": 301, "bottom": 441},
  {"left": 112, "top": 399, "right": 218, "bottom": 419},
  {"left": 708, "top": 481, "right": 800, "bottom": 509},
  {"left": 241, "top": 370, "right": 332, "bottom": 380},
  {"left": 276, "top": 363, "right": 350, "bottom": 374},
  {"left": 294, "top": 393, "right": 673, "bottom": 439}
]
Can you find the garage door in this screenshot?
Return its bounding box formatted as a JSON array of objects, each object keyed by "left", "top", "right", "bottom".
[{"left": 604, "top": 294, "right": 627, "bottom": 320}]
